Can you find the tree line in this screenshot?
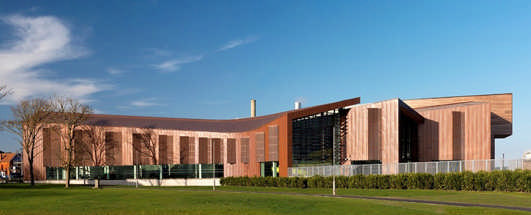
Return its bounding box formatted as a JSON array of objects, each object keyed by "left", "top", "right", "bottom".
[{"left": 0, "top": 85, "right": 158, "bottom": 188}]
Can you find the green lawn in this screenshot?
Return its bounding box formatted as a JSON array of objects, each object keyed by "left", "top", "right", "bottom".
[
  {"left": 0, "top": 184, "right": 529, "bottom": 215},
  {"left": 181, "top": 186, "right": 531, "bottom": 208}
]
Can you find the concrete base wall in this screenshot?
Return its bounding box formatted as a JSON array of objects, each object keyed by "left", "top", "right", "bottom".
[{"left": 32, "top": 178, "right": 220, "bottom": 186}]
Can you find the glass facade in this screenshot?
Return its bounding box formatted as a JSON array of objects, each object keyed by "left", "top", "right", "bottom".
[
  {"left": 292, "top": 109, "right": 343, "bottom": 166},
  {"left": 45, "top": 164, "right": 224, "bottom": 180}
]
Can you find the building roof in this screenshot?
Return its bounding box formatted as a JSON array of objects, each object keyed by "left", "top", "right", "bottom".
[
  {"left": 85, "top": 97, "right": 360, "bottom": 132},
  {"left": 86, "top": 112, "right": 285, "bottom": 133},
  {"left": 405, "top": 93, "right": 512, "bottom": 101},
  {"left": 403, "top": 93, "right": 513, "bottom": 138},
  {"left": 413, "top": 101, "right": 486, "bottom": 111},
  {"left": 398, "top": 100, "right": 425, "bottom": 123},
  {"left": 0, "top": 153, "right": 16, "bottom": 164}
]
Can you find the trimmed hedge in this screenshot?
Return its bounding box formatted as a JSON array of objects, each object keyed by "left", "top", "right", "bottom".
[{"left": 220, "top": 170, "right": 531, "bottom": 192}]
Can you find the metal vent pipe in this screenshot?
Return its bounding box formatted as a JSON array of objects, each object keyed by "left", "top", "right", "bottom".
[
  {"left": 251, "top": 99, "right": 256, "bottom": 117},
  {"left": 294, "top": 101, "right": 302, "bottom": 110}
]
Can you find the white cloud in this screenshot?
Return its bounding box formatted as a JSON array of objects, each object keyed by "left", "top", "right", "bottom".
[
  {"left": 154, "top": 55, "right": 203, "bottom": 73},
  {"left": 217, "top": 36, "right": 258, "bottom": 52},
  {"left": 0, "top": 15, "right": 109, "bottom": 104},
  {"left": 149, "top": 36, "right": 258, "bottom": 74},
  {"left": 107, "top": 67, "right": 124, "bottom": 75},
  {"left": 130, "top": 98, "right": 159, "bottom": 107}
]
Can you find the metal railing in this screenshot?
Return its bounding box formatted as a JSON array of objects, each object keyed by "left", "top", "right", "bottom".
[{"left": 288, "top": 159, "right": 531, "bottom": 177}]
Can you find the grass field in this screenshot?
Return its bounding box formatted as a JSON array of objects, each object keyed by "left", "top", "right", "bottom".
[
  {"left": 0, "top": 184, "right": 530, "bottom": 215},
  {"left": 181, "top": 186, "right": 531, "bottom": 208}
]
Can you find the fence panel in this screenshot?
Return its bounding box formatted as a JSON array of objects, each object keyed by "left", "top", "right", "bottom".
[{"left": 288, "top": 159, "right": 528, "bottom": 177}]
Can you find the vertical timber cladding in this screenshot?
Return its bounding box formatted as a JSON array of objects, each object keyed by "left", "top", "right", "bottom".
[
  {"left": 158, "top": 135, "right": 173, "bottom": 165},
  {"left": 452, "top": 112, "right": 465, "bottom": 160},
  {"left": 212, "top": 138, "right": 223, "bottom": 163},
  {"left": 379, "top": 100, "right": 400, "bottom": 165},
  {"left": 416, "top": 102, "right": 491, "bottom": 161},
  {"left": 347, "top": 106, "right": 369, "bottom": 161},
  {"left": 367, "top": 108, "right": 381, "bottom": 160},
  {"left": 464, "top": 103, "right": 491, "bottom": 161},
  {"left": 198, "top": 137, "right": 211, "bottom": 164},
  {"left": 347, "top": 100, "right": 400, "bottom": 166},
  {"left": 42, "top": 128, "right": 51, "bottom": 167},
  {"left": 43, "top": 127, "right": 61, "bottom": 167},
  {"left": 227, "top": 138, "right": 236, "bottom": 164},
  {"left": 105, "top": 132, "right": 122, "bottom": 165},
  {"left": 132, "top": 133, "right": 139, "bottom": 164},
  {"left": 179, "top": 136, "right": 195, "bottom": 164},
  {"left": 132, "top": 134, "right": 150, "bottom": 165},
  {"left": 73, "top": 130, "right": 90, "bottom": 166},
  {"left": 268, "top": 126, "right": 279, "bottom": 161},
  {"left": 255, "top": 132, "right": 265, "bottom": 162},
  {"left": 241, "top": 138, "right": 249, "bottom": 164}
]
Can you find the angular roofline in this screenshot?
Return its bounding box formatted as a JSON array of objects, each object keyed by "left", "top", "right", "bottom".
[
  {"left": 344, "top": 98, "right": 399, "bottom": 109},
  {"left": 413, "top": 101, "right": 487, "bottom": 111},
  {"left": 83, "top": 97, "right": 360, "bottom": 132},
  {"left": 405, "top": 93, "right": 512, "bottom": 101},
  {"left": 398, "top": 100, "right": 424, "bottom": 123},
  {"left": 88, "top": 97, "right": 360, "bottom": 122},
  {"left": 344, "top": 98, "right": 425, "bottom": 123},
  {"left": 287, "top": 97, "right": 360, "bottom": 119}
]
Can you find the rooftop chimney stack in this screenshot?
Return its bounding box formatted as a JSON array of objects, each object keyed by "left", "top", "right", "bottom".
[
  {"left": 251, "top": 99, "right": 256, "bottom": 117},
  {"left": 294, "top": 101, "right": 302, "bottom": 110}
]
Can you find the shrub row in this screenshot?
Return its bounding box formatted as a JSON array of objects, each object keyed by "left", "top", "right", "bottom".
[{"left": 220, "top": 170, "right": 531, "bottom": 192}]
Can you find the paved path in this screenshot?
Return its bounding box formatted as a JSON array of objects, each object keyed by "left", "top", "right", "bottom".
[{"left": 178, "top": 189, "right": 531, "bottom": 213}]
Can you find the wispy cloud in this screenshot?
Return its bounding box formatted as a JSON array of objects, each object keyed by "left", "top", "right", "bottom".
[
  {"left": 148, "top": 36, "right": 258, "bottom": 74},
  {"left": 130, "top": 98, "right": 160, "bottom": 107},
  {"left": 0, "top": 15, "right": 110, "bottom": 103},
  {"left": 107, "top": 67, "right": 124, "bottom": 75},
  {"left": 217, "top": 36, "right": 258, "bottom": 52},
  {"left": 154, "top": 55, "right": 203, "bottom": 73}
]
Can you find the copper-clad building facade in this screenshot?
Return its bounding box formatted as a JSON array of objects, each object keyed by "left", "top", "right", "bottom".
[{"left": 26, "top": 93, "right": 512, "bottom": 180}]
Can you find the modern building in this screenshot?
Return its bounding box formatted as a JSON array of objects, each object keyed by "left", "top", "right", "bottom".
[{"left": 26, "top": 93, "right": 512, "bottom": 180}]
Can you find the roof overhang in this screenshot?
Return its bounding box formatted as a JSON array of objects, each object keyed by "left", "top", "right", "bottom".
[{"left": 398, "top": 100, "right": 424, "bottom": 123}]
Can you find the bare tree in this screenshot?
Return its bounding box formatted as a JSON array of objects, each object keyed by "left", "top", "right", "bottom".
[
  {"left": 78, "top": 125, "right": 113, "bottom": 167},
  {"left": 132, "top": 128, "right": 157, "bottom": 165},
  {"left": 52, "top": 96, "right": 92, "bottom": 188},
  {"left": 0, "top": 85, "right": 12, "bottom": 100},
  {"left": 1, "top": 98, "right": 53, "bottom": 186}
]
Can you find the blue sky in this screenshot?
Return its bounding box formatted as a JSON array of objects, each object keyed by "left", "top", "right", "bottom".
[{"left": 0, "top": 1, "right": 529, "bottom": 158}]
